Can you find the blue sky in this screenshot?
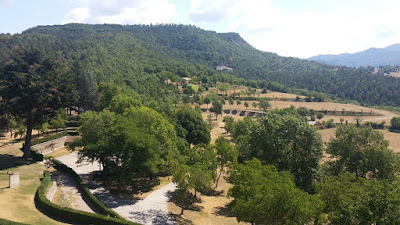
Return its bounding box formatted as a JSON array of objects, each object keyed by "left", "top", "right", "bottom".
[{"left": 1, "top": 0, "right": 400, "bottom": 58}]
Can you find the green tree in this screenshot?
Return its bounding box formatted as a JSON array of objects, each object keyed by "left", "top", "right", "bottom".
[
  {"left": 109, "top": 94, "right": 141, "bottom": 114},
  {"left": 74, "top": 65, "right": 99, "bottom": 112},
  {"left": 176, "top": 105, "right": 210, "bottom": 146},
  {"left": 252, "top": 101, "right": 257, "bottom": 109},
  {"left": 49, "top": 112, "right": 68, "bottom": 133},
  {"left": 203, "top": 96, "right": 211, "bottom": 109},
  {"left": 217, "top": 83, "right": 229, "bottom": 96},
  {"left": 318, "top": 173, "right": 400, "bottom": 225},
  {"left": 236, "top": 99, "right": 241, "bottom": 107},
  {"left": 228, "top": 98, "right": 234, "bottom": 109},
  {"left": 242, "top": 111, "right": 323, "bottom": 191},
  {"left": 210, "top": 100, "right": 223, "bottom": 119},
  {"left": 98, "top": 82, "right": 122, "bottom": 110},
  {"left": 223, "top": 116, "right": 235, "bottom": 134},
  {"left": 214, "top": 137, "right": 237, "bottom": 188},
  {"left": 244, "top": 101, "right": 249, "bottom": 110},
  {"left": 228, "top": 159, "right": 324, "bottom": 225},
  {"left": 317, "top": 112, "right": 324, "bottom": 120},
  {"left": 390, "top": 116, "right": 400, "bottom": 129},
  {"left": 0, "top": 48, "right": 71, "bottom": 158},
  {"left": 326, "top": 125, "right": 399, "bottom": 179},
  {"left": 258, "top": 98, "right": 270, "bottom": 112},
  {"left": 297, "top": 106, "right": 310, "bottom": 117}
]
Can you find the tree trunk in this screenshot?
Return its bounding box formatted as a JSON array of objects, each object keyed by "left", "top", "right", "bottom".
[
  {"left": 23, "top": 120, "right": 33, "bottom": 159},
  {"left": 180, "top": 206, "right": 184, "bottom": 215},
  {"left": 214, "top": 167, "right": 223, "bottom": 189}
]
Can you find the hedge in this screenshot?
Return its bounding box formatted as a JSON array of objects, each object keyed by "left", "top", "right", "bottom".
[
  {"left": 35, "top": 170, "right": 139, "bottom": 225},
  {"left": 52, "top": 159, "right": 124, "bottom": 219},
  {"left": 31, "top": 131, "right": 68, "bottom": 146},
  {"left": 0, "top": 218, "right": 28, "bottom": 225}
]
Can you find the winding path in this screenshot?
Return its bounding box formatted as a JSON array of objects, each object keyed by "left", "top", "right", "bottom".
[{"left": 56, "top": 152, "right": 176, "bottom": 225}]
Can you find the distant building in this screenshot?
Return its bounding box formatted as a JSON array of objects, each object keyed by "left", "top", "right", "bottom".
[
  {"left": 182, "top": 77, "right": 192, "bottom": 85},
  {"left": 165, "top": 79, "right": 172, "bottom": 84},
  {"left": 216, "top": 65, "right": 233, "bottom": 71},
  {"left": 308, "top": 121, "right": 320, "bottom": 126}
]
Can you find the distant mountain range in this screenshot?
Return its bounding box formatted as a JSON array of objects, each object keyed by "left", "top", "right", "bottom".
[{"left": 308, "top": 44, "right": 400, "bottom": 67}]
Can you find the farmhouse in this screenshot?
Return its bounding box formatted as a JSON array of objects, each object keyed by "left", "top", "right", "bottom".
[{"left": 182, "top": 77, "right": 192, "bottom": 85}]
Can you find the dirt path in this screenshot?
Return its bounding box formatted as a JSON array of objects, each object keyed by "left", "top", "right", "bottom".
[
  {"left": 56, "top": 152, "right": 176, "bottom": 225},
  {"left": 51, "top": 170, "right": 96, "bottom": 213}
]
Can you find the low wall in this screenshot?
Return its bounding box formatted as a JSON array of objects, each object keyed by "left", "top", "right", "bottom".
[
  {"left": 32, "top": 136, "right": 68, "bottom": 155},
  {"left": 46, "top": 181, "right": 57, "bottom": 202}
]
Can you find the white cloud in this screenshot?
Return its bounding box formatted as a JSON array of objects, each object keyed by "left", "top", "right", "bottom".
[
  {"left": 186, "top": 0, "right": 400, "bottom": 58},
  {"left": 63, "top": 0, "right": 176, "bottom": 25}
]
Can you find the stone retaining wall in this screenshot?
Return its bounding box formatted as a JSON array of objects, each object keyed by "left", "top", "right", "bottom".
[
  {"left": 32, "top": 136, "right": 68, "bottom": 155},
  {"left": 47, "top": 181, "right": 57, "bottom": 202}
]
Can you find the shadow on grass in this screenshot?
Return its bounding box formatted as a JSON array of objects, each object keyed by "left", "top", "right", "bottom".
[
  {"left": 92, "top": 173, "right": 161, "bottom": 199},
  {"left": 0, "top": 154, "right": 34, "bottom": 170},
  {"left": 169, "top": 213, "right": 194, "bottom": 225},
  {"left": 167, "top": 190, "right": 202, "bottom": 212},
  {"left": 213, "top": 202, "right": 236, "bottom": 217},
  {"left": 199, "top": 188, "right": 224, "bottom": 197}
]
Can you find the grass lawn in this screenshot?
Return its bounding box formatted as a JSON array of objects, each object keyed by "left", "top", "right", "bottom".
[
  {"left": 189, "top": 84, "right": 199, "bottom": 93},
  {"left": 0, "top": 143, "right": 67, "bottom": 225}
]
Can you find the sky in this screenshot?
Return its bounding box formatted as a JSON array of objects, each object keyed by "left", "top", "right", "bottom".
[{"left": 1, "top": 0, "right": 400, "bottom": 58}]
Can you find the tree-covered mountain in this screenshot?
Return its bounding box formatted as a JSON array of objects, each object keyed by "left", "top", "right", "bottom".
[
  {"left": 308, "top": 44, "right": 400, "bottom": 67},
  {"left": 1, "top": 24, "right": 400, "bottom": 108}
]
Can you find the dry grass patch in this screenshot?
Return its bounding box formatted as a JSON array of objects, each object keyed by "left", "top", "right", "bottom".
[
  {"left": 168, "top": 175, "right": 248, "bottom": 225},
  {"left": 45, "top": 147, "right": 73, "bottom": 158},
  {"left": 270, "top": 101, "right": 398, "bottom": 124}
]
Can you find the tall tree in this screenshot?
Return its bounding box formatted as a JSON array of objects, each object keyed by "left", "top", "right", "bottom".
[
  {"left": 326, "top": 125, "right": 399, "bottom": 179},
  {"left": 228, "top": 159, "right": 324, "bottom": 225},
  {"left": 258, "top": 97, "right": 270, "bottom": 112},
  {"left": 214, "top": 137, "right": 237, "bottom": 188},
  {"left": 210, "top": 100, "right": 223, "bottom": 119},
  {"left": 241, "top": 110, "right": 323, "bottom": 191},
  {"left": 176, "top": 105, "right": 210, "bottom": 146},
  {"left": 0, "top": 48, "right": 71, "bottom": 158}
]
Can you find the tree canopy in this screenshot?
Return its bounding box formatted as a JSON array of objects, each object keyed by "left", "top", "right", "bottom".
[
  {"left": 0, "top": 48, "right": 74, "bottom": 158},
  {"left": 228, "top": 159, "right": 324, "bottom": 225}
]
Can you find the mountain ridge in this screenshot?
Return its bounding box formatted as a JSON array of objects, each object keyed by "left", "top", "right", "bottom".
[
  {"left": 2, "top": 24, "right": 400, "bottom": 108},
  {"left": 308, "top": 43, "right": 400, "bottom": 67}
]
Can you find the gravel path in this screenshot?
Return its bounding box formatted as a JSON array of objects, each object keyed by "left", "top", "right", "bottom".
[
  {"left": 51, "top": 170, "right": 96, "bottom": 213},
  {"left": 56, "top": 152, "right": 176, "bottom": 225}
]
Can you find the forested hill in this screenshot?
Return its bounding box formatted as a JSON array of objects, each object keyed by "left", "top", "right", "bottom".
[
  {"left": 308, "top": 43, "right": 400, "bottom": 67},
  {"left": 2, "top": 24, "right": 400, "bottom": 108}
]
